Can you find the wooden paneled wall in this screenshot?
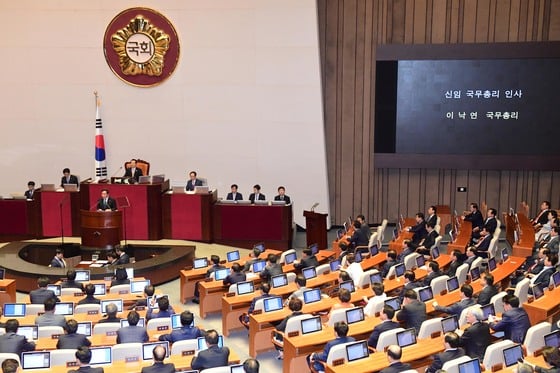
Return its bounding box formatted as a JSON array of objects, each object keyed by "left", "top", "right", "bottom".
[{"left": 317, "top": 0, "right": 560, "bottom": 225}]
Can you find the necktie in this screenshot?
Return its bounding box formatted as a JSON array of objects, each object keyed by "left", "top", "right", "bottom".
[{"left": 104, "top": 198, "right": 108, "bottom": 208}]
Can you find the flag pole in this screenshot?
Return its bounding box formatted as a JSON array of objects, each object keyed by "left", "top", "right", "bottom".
[{"left": 94, "top": 91, "right": 108, "bottom": 182}]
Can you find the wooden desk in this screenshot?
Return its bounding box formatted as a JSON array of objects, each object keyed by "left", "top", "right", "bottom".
[
  {"left": 523, "top": 285, "right": 560, "bottom": 325},
  {"left": 388, "top": 218, "right": 416, "bottom": 254},
  {"left": 34, "top": 329, "right": 166, "bottom": 350},
  {"left": 447, "top": 221, "right": 472, "bottom": 252},
  {"left": 35, "top": 190, "right": 81, "bottom": 237},
  {"left": 511, "top": 213, "right": 534, "bottom": 258},
  {"left": 0, "top": 199, "right": 40, "bottom": 237},
  {"left": 435, "top": 205, "right": 451, "bottom": 236},
  {"left": 162, "top": 190, "right": 217, "bottom": 242},
  {"left": 0, "top": 280, "right": 16, "bottom": 307}
]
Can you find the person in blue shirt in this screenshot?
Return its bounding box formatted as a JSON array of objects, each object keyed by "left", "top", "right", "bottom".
[
  {"left": 159, "top": 311, "right": 204, "bottom": 343},
  {"left": 307, "top": 321, "right": 355, "bottom": 372},
  {"left": 146, "top": 296, "right": 175, "bottom": 320}
]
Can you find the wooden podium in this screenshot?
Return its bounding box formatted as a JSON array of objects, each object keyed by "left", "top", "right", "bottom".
[
  {"left": 303, "top": 210, "right": 328, "bottom": 250},
  {"left": 80, "top": 210, "right": 122, "bottom": 249}
]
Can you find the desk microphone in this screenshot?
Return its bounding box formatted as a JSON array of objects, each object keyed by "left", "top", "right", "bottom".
[
  {"left": 110, "top": 166, "right": 123, "bottom": 178},
  {"left": 310, "top": 202, "right": 319, "bottom": 212}
]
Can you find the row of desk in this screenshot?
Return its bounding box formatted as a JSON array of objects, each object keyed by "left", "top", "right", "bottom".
[{"left": 503, "top": 212, "right": 534, "bottom": 258}]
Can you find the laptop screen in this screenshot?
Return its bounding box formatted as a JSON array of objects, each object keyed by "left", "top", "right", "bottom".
[
  {"left": 301, "top": 316, "right": 322, "bottom": 335},
  {"left": 227, "top": 250, "right": 240, "bottom": 262},
  {"left": 253, "top": 243, "right": 265, "bottom": 254},
  {"left": 77, "top": 322, "right": 92, "bottom": 336},
  {"left": 271, "top": 274, "right": 288, "bottom": 288},
  {"left": 171, "top": 313, "right": 193, "bottom": 329},
  {"left": 47, "top": 284, "right": 61, "bottom": 296},
  {"left": 458, "top": 358, "right": 481, "bottom": 373},
  {"left": 120, "top": 318, "right": 146, "bottom": 328},
  {"left": 393, "top": 228, "right": 399, "bottom": 240},
  {"left": 303, "top": 289, "right": 322, "bottom": 304},
  {"left": 370, "top": 272, "right": 382, "bottom": 285},
  {"left": 302, "top": 267, "right": 317, "bottom": 280},
  {"left": 553, "top": 272, "right": 560, "bottom": 287},
  {"left": 22, "top": 351, "right": 50, "bottom": 370},
  {"left": 54, "top": 302, "right": 74, "bottom": 315},
  {"left": 339, "top": 280, "right": 355, "bottom": 293},
  {"left": 418, "top": 286, "right": 434, "bottom": 302},
  {"left": 431, "top": 246, "right": 440, "bottom": 259},
  {"left": 501, "top": 248, "right": 509, "bottom": 261},
  {"left": 17, "top": 325, "right": 38, "bottom": 340},
  {"left": 142, "top": 341, "right": 169, "bottom": 360},
  {"left": 346, "top": 307, "right": 365, "bottom": 324},
  {"left": 502, "top": 344, "right": 523, "bottom": 367},
  {"left": 252, "top": 260, "right": 266, "bottom": 273},
  {"left": 330, "top": 259, "right": 341, "bottom": 272},
  {"left": 94, "top": 283, "right": 106, "bottom": 295},
  {"left": 370, "top": 244, "right": 379, "bottom": 256},
  {"left": 236, "top": 281, "right": 254, "bottom": 295},
  {"left": 397, "top": 328, "right": 417, "bottom": 347},
  {"left": 447, "top": 277, "right": 459, "bottom": 292},
  {"left": 532, "top": 284, "right": 544, "bottom": 299},
  {"left": 193, "top": 258, "right": 208, "bottom": 269},
  {"left": 3, "top": 303, "right": 26, "bottom": 317},
  {"left": 263, "top": 297, "right": 283, "bottom": 312},
  {"left": 544, "top": 330, "right": 560, "bottom": 347},
  {"left": 441, "top": 315, "right": 459, "bottom": 333},
  {"left": 470, "top": 267, "right": 480, "bottom": 281},
  {"left": 131, "top": 280, "right": 150, "bottom": 294},
  {"left": 384, "top": 297, "right": 401, "bottom": 311},
  {"left": 89, "top": 347, "right": 112, "bottom": 365},
  {"left": 284, "top": 252, "right": 297, "bottom": 265},
  {"left": 214, "top": 268, "right": 229, "bottom": 281},
  {"left": 394, "top": 263, "right": 405, "bottom": 277},
  {"left": 197, "top": 336, "right": 223, "bottom": 351},
  {"left": 346, "top": 341, "right": 369, "bottom": 362},
  {"left": 230, "top": 365, "right": 244, "bottom": 373},
  {"left": 416, "top": 255, "right": 426, "bottom": 267},
  {"left": 354, "top": 251, "right": 362, "bottom": 263},
  {"left": 101, "top": 299, "right": 123, "bottom": 313},
  {"left": 336, "top": 229, "right": 345, "bottom": 240},
  {"left": 488, "top": 257, "right": 497, "bottom": 271},
  {"left": 481, "top": 303, "right": 495, "bottom": 321},
  {"left": 74, "top": 270, "right": 90, "bottom": 282}
]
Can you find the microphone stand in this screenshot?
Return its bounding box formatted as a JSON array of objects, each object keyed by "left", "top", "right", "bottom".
[{"left": 59, "top": 194, "right": 69, "bottom": 249}]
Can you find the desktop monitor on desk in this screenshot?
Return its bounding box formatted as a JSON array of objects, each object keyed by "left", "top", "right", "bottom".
[
  {"left": 397, "top": 328, "right": 417, "bottom": 348},
  {"left": 458, "top": 358, "right": 481, "bottom": 373},
  {"left": 301, "top": 316, "right": 322, "bottom": 335},
  {"left": 418, "top": 286, "right": 434, "bottom": 302},
  {"left": 22, "top": 351, "right": 50, "bottom": 370},
  {"left": 502, "top": 344, "right": 524, "bottom": 367},
  {"left": 271, "top": 274, "right": 288, "bottom": 288},
  {"left": 346, "top": 307, "right": 365, "bottom": 324},
  {"left": 89, "top": 347, "right": 112, "bottom": 365},
  {"left": 142, "top": 341, "right": 169, "bottom": 360},
  {"left": 131, "top": 279, "right": 150, "bottom": 294},
  {"left": 236, "top": 281, "right": 254, "bottom": 295},
  {"left": 303, "top": 289, "right": 322, "bottom": 304},
  {"left": 302, "top": 266, "right": 317, "bottom": 280},
  {"left": 441, "top": 315, "right": 458, "bottom": 333},
  {"left": 447, "top": 277, "right": 459, "bottom": 292},
  {"left": 346, "top": 341, "right": 369, "bottom": 362},
  {"left": 284, "top": 252, "right": 297, "bottom": 265},
  {"left": 329, "top": 259, "right": 341, "bottom": 272},
  {"left": 339, "top": 280, "right": 355, "bottom": 293},
  {"left": 227, "top": 250, "right": 240, "bottom": 262},
  {"left": 263, "top": 297, "right": 283, "bottom": 312},
  {"left": 75, "top": 270, "right": 90, "bottom": 282},
  {"left": 193, "top": 258, "right": 208, "bottom": 269}
]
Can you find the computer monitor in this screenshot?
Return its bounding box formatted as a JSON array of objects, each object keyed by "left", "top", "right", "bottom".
[
  {"left": 214, "top": 268, "right": 229, "bottom": 281},
  {"left": 142, "top": 341, "right": 169, "bottom": 360},
  {"left": 470, "top": 267, "right": 480, "bottom": 281},
  {"left": 94, "top": 283, "right": 106, "bottom": 295},
  {"left": 226, "top": 250, "right": 240, "bottom": 262},
  {"left": 418, "top": 286, "right": 434, "bottom": 302},
  {"left": 330, "top": 259, "right": 341, "bottom": 272},
  {"left": 441, "top": 315, "right": 459, "bottom": 333},
  {"left": 532, "top": 284, "right": 544, "bottom": 300},
  {"left": 339, "top": 280, "right": 355, "bottom": 293},
  {"left": 22, "top": 351, "right": 50, "bottom": 370},
  {"left": 253, "top": 242, "right": 265, "bottom": 254},
  {"left": 370, "top": 272, "right": 382, "bottom": 285},
  {"left": 263, "top": 297, "right": 283, "bottom": 312},
  {"left": 54, "top": 302, "right": 74, "bottom": 315},
  {"left": 336, "top": 229, "right": 345, "bottom": 240},
  {"left": 544, "top": 330, "right": 560, "bottom": 348},
  {"left": 553, "top": 272, "right": 560, "bottom": 287},
  {"left": 89, "top": 347, "right": 112, "bottom": 365},
  {"left": 488, "top": 257, "right": 497, "bottom": 271},
  {"left": 230, "top": 365, "right": 244, "bottom": 373},
  {"left": 3, "top": 303, "right": 26, "bottom": 317},
  {"left": 197, "top": 335, "right": 223, "bottom": 351},
  {"left": 236, "top": 281, "right": 254, "bottom": 295},
  {"left": 47, "top": 284, "right": 61, "bottom": 296},
  {"left": 501, "top": 248, "right": 509, "bottom": 261},
  {"left": 101, "top": 299, "right": 123, "bottom": 313},
  {"left": 0, "top": 268, "right": 4, "bottom": 280},
  {"left": 392, "top": 228, "right": 399, "bottom": 240},
  {"left": 130, "top": 279, "right": 150, "bottom": 294},
  {"left": 416, "top": 255, "right": 426, "bottom": 268},
  {"left": 284, "top": 252, "right": 297, "bottom": 265},
  {"left": 74, "top": 270, "right": 90, "bottom": 282},
  {"left": 193, "top": 258, "right": 208, "bottom": 269},
  {"left": 397, "top": 328, "right": 417, "bottom": 347},
  {"left": 458, "top": 358, "right": 481, "bottom": 373},
  {"left": 309, "top": 243, "right": 319, "bottom": 255},
  {"left": 346, "top": 307, "right": 365, "bottom": 324},
  {"left": 384, "top": 297, "right": 401, "bottom": 311},
  {"left": 303, "top": 289, "right": 322, "bottom": 304},
  {"left": 502, "top": 344, "right": 524, "bottom": 367},
  {"left": 343, "top": 222, "right": 349, "bottom": 233},
  {"left": 120, "top": 318, "right": 145, "bottom": 328},
  {"left": 77, "top": 322, "right": 92, "bottom": 336},
  {"left": 354, "top": 251, "right": 362, "bottom": 263},
  {"left": 431, "top": 246, "right": 440, "bottom": 259},
  {"left": 394, "top": 263, "right": 405, "bottom": 277},
  {"left": 370, "top": 244, "right": 379, "bottom": 256},
  {"left": 171, "top": 313, "right": 193, "bottom": 329},
  {"left": 252, "top": 260, "right": 266, "bottom": 273},
  {"left": 481, "top": 303, "right": 495, "bottom": 321},
  {"left": 302, "top": 267, "right": 317, "bottom": 280},
  {"left": 271, "top": 274, "right": 288, "bottom": 288},
  {"left": 345, "top": 341, "right": 369, "bottom": 362},
  {"left": 301, "top": 316, "right": 322, "bottom": 335},
  {"left": 17, "top": 325, "right": 38, "bottom": 340},
  {"left": 447, "top": 277, "right": 460, "bottom": 292}
]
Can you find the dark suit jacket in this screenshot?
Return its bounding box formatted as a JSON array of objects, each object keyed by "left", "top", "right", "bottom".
[
  {"left": 349, "top": 228, "right": 369, "bottom": 248},
  {"left": 483, "top": 217, "right": 498, "bottom": 234},
  {"left": 477, "top": 285, "right": 498, "bottom": 305},
  {"left": 124, "top": 167, "right": 143, "bottom": 183},
  {"left": 249, "top": 193, "right": 266, "bottom": 203},
  {"left": 461, "top": 321, "right": 491, "bottom": 359},
  {"left": 158, "top": 326, "right": 204, "bottom": 343},
  {"left": 274, "top": 195, "right": 291, "bottom": 204},
  {"left": 116, "top": 325, "right": 149, "bottom": 343},
  {"left": 185, "top": 179, "right": 203, "bottom": 191},
  {"left": 190, "top": 345, "right": 230, "bottom": 370},
  {"left": 435, "top": 298, "right": 475, "bottom": 317},
  {"left": 29, "top": 288, "right": 58, "bottom": 304},
  {"left": 96, "top": 197, "right": 117, "bottom": 211},
  {"left": 276, "top": 311, "right": 304, "bottom": 333},
  {"left": 60, "top": 280, "right": 84, "bottom": 291},
  {"left": 423, "top": 271, "right": 442, "bottom": 286},
  {"left": 56, "top": 333, "right": 91, "bottom": 349},
  {"left": 69, "top": 366, "right": 104, "bottom": 373},
  {"left": 223, "top": 272, "right": 247, "bottom": 287},
  {"left": 368, "top": 320, "right": 400, "bottom": 348},
  {"left": 426, "top": 348, "right": 466, "bottom": 373},
  {"left": 533, "top": 267, "right": 555, "bottom": 291},
  {"left": 426, "top": 214, "right": 438, "bottom": 227},
  {"left": 314, "top": 336, "right": 355, "bottom": 367},
  {"left": 465, "top": 210, "right": 484, "bottom": 230},
  {"left": 115, "top": 253, "right": 130, "bottom": 265},
  {"left": 50, "top": 256, "right": 66, "bottom": 268},
  {"left": 399, "top": 281, "right": 422, "bottom": 300},
  {"left": 0, "top": 332, "right": 36, "bottom": 356},
  {"left": 396, "top": 300, "right": 426, "bottom": 332},
  {"left": 446, "top": 260, "right": 462, "bottom": 277},
  {"left": 78, "top": 296, "right": 101, "bottom": 305},
  {"left": 409, "top": 221, "right": 428, "bottom": 244},
  {"left": 381, "top": 261, "right": 397, "bottom": 278},
  {"left": 421, "top": 230, "right": 439, "bottom": 249},
  {"left": 259, "top": 263, "right": 282, "bottom": 283},
  {"left": 141, "top": 362, "right": 176, "bottom": 373},
  {"left": 24, "top": 189, "right": 35, "bottom": 199},
  {"left": 546, "top": 236, "right": 560, "bottom": 254},
  {"left": 476, "top": 234, "right": 492, "bottom": 252},
  {"left": 490, "top": 307, "right": 531, "bottom": 343},
  {"left": 61, "top": 175, "right": 79, "bottom": 186},
  {"left": 464, "top": 256, "right": 477, "bottom": 269},
  {"left": 294, "top": 256, "right": 320, "bottom": 271},
  {"left": 226, "top": 192, "right": 243, "bottom": 201},
  {"left": 380, "top": 361, "right": 412, "bottom": 373}
]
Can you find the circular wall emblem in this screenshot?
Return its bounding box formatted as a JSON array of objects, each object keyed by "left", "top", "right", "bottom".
[{"left": 104, "top": 8, "right": 180, "bottom": 87}]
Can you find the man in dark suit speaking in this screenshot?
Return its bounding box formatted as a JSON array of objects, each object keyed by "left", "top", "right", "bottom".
[
  {"left": 185, "top": 170, "right": 203, "bottom": 191},
  {"left": 190, "top": 329, "right": 230, "bottom": 370},
  {"left": 61, "top": 168, "right": 79, "bottom": 187},
  {"left": 123, "top": 159, "right": 143, "bottom": 183},
  {"left": 96, "top": 189, "right": 117, "bottom": 211}
]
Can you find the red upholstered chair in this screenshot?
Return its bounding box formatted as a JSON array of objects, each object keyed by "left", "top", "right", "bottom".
[{"left": 124, "top": 159, "right": 150, "bottom": 176}]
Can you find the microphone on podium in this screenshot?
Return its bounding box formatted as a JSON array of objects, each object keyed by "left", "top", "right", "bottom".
[
  {"left": 310, "top": 202, "right": 319, "bottom": 212},
  {"left": 110, "top": 166, "right": 123, "bottom": 178}
]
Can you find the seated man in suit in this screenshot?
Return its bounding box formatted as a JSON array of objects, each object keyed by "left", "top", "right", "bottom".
[
  {"left": 356, "top": 214, "right": 371, "bottom": 239},
  {"left": 29, "top": 276, "right": 59, "bottom": 304},
  {"left": 78, "top": 283, "right": 101, "bottom": 305},
  {"left": 532, "top": 200, "right": 552, "bottom": 226},
  {"left": 123, "top": 159, "right": 143, "bottom": 183},
  {"left": 346, "top": 219, "right": 370, "bottom": 251},
  {"left": 69, "top": 346, "right": 104, "bottom": 373},
  {"left": 273, "top": 298, "right": 304, "bottom": 359},
  {"left": 191, "top": 329, "right": 230, "bottom": 370},
  {"left": 61, "top": 167, "right": 79, "bottom": 187},
  {"left": 380, "top": 345, "right": 411, "bottom": 373},
  {"left": 141, "top": 345, "right": 175, "bottom": 373},
  {"left": 463, "top": 202, "right": 484, "bottom": 232},
  {"left": 159, "top": 310, "right": 204, "bottom": 343},
  {"left": 399, "top": 271, "right": 422, "bottom": 301},
  {"left": 259, "top": 254, "right": 282, "bottom": 284},
  {"left": 367, "top": 305, "right": 399, "bottom": 349},
  {"left": 274, "top": 186, "right": 291, "bottom": 204},
  {"left": 240, "top": 283, "right": 273, "bottom": 327},
  {"left": 96, "top": 189, "right": 117, "bottom": 211},
  {"left": 472, "top": 208, "right": 498, "bottom": 243},
  {"left": 415, "top": 222, "right": 439, "bottom": 255},
  {"left": 426, "top": 205, "right": 438, "bottom": 227},
  {"left": 57, "top": 319, "right": 92, "bottom": 349},
  {"left": 422, "top": 261, "right": 442, "bottom": 286},
  {"left": 405, "top": 212, "right": 428, "bottom": 246},
  {"left": 117, "top": 310, "right": 149, "bottom": 343},
  {"left": 98, "top": 303, "right": 121, "bottom": 324},
  {"left": 433, "top": 284, "right": 475, "bottom": 317},
  {"left": 0, "top": 319, "right": 36, "bottom": 356},
  {"left": 35, "top": 298, "right": 66, "bottom": 328},
  {"left": 545, "top": 226, "right": 560, "bottom": 254},
  {"left": 286, "top": 275, "right": 309, "bottom": 303},
  {"left": 223, "top": 263, "right": 246, "bottom": 287},
  {"left": 242, "top": 247, "right": 262, "bottom": 272},
  {"left": 473, "top": 227, "right": 493, "bottom": 256},
  {"left": 396, "top": 289, "right": 426, "bottom": 333},
  {"left": 50, "top": 248, "right": 67, "bottom": 268},
  {"left": 532, "top": 346, "right": 560, "bottom": 373},
  {"left": 193, "top": 255, "right": 225, "bottom": 303},
  {"left": 111, "top": 266, "right": 130, "bottom": 286},
  {"left": 60, "top": 269, "right": 84, "bottom": 291},
  {"left": 477, "top": 273, "right": 498, "bottom": 305},
  {"left": 146, "top": 296, "right": 175, "bottom": 320},
  {"left": 460, "top": 307, "right": 491, "bottom": 360},
  {"left": 226, "top": 184, "right": 243, "bottom": 201},
  {"left": 426, "top": 332, "right": 465, "bottom": 373},
  {"left": 24, "top": 181, "right": 36, "bottom": 199},
  {"left": 185, "top": 170, "right": 203, "bottom": 191},
  {"left": 307, "top": 321, "right": 355, "bottom": 371},
  {"left": 382, "top": 250, "right": 398, "bottom": 278},
  {"left": 115, "top": 246, "right": 130, "bottom": 265},
  {"left": 488, "top": 294, "right": 531, "bottom": 343},
  {"left": 363, "top": 282, "right": 387, "bottom": 317},
  {"left": 293, "top": 248, "right": 319, "bottom": 271},
  {"left": 464, "top": 247, "right": 478, "bottom": 269},
  {"left": 528, "top": 253, "right": 558, "bottom": 293},
  {"left": 445, "top": 249, "right": 464, "bottom": 277},
  {"left": 249, "top": 184, "right": 266, "bottom": 203}
]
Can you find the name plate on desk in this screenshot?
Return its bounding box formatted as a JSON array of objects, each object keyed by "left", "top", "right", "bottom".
[
  {"left": 106, "top": 331, "right": 117, "bottom": 336},
  {"left": 157, "top": 325, "right": 169, "bottom": 331},
  {"left": 119, "top": 290, "right": 129, "bottom": 294},
  {"left": 51, "top": 334, "right": 61, "bottom": 339},
  {"left": 226, "top": 292, "right": 235, "bottom": 297},
  {"left": 136, "top": 306, "right": 145, "bottom": 311},
  {"left": 125, "top": 356, "right": 139, "bottom": 363},
  {"left": 288, "top": 331, "right": 299, "bottom": 337},
  {"left": 182, "top": 350, "right": 195, "bottom": 356},
  {"left": 253, "top": 309, "right": 262, "bottom": 315},
  {"left": 66, "top": 362, "right": 78, "bottom": 368},
  {"left": 333, "top": 358, "right": 345, "bottom": 366},
  {"left": 204, "top": 278, "right": 213, "bottom": 282},
  {"left": 74, "top": 292, "right": 84, "bottom": 296},
  {"left": 88, "top": 310, "right": 99, "bottom": 315}
]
